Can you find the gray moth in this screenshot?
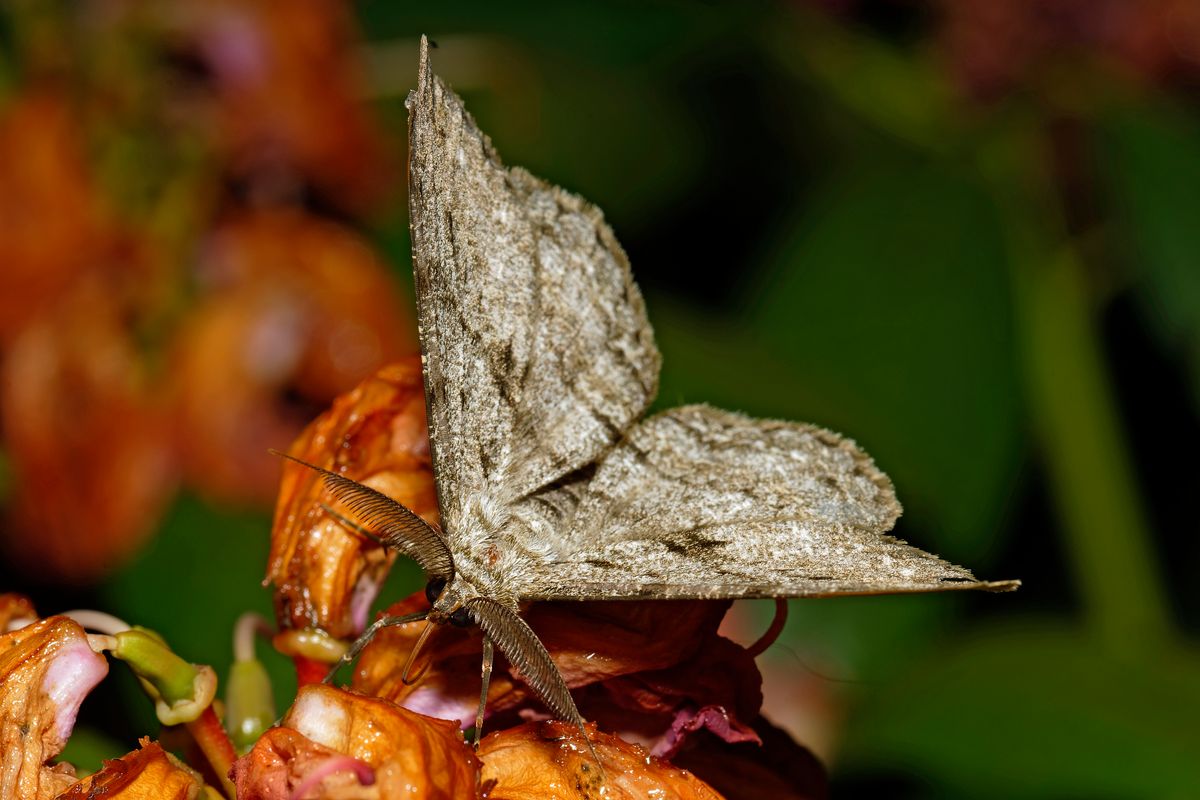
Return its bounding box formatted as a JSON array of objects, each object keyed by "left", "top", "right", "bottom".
[{"left": 282, "top": 35, "right": 1017, "bottom": 756}]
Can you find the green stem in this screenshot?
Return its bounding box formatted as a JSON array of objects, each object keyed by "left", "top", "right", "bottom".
[
  {"left": 112, "top": 628, "right": 198, "bottom": 705},
  {"left": 982, "top": 124, "right": 1173, "bottom": 652}
]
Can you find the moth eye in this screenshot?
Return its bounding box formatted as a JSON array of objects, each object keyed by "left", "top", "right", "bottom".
[
  {"left": 448, "top": 606, "right": 472, "bottom": 628},
  {"left": 424, "top": 577, "right": 447, "bottom": 605}
]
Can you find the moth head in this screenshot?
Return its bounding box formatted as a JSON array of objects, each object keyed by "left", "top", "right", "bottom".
[{"left": 425, "top": 577, "right": 473, "bottom": 628}]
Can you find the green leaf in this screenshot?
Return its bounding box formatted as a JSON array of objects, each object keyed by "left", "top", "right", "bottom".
[
  {"left": 841, "top": 623, "right": 1200, "bottom": 799},
  {"left": 1097, "top": 100, "right": 1200, "bottom": 407}
]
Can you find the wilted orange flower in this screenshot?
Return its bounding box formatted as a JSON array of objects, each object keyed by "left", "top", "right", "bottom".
[
  {"left": 172, "top": 213, "right": 415, "bottom": 507},
  {"left": 346, "top": 591, "right": 777, "bottom": 788},
  {"left": 231, "top": 684, "right": 478, "bottom": 799},
  {"left": 479, "top": 721, "right": 725, "bottom": 800},
  {"left": 267, "top": 358, "right": 434, "bottom": 639},
  {"left": 351, "top": 593, "right": 740, "bottom": 738},
  {"left": 0, "top": 91, "right": 110, "bottom": 343},
  {"left": 0, "top": 275, "right": 177, "bottom": 583},
  {"left": 936, "top": 0, "right": 1200, "bottom": 99},
  {"left": 160, "top": 0, "right": 393, "bottom": 213},
  {"left": 0, "top": 616, "right": 109, "bottom": 799},
  {"left": 56, "top": 739, "right": 204, "bottom": 800}
]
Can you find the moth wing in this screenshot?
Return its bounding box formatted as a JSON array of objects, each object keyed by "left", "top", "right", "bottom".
[
  {"left": 407, "top": 38, "right": 659, "bottom": 538},
  {"left": 509, "top": 405, "right": 1018, "bottom": 600}
]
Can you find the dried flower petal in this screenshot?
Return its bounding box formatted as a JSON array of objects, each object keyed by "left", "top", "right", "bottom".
[
  {"left": 56, "top": 739, "right": 205, "bottom": 800},
  {"left": 671, "top": 717, "right": 829, "bottom": 800},
  {"left": 231, "top": 684, "right": 478, "bottom": 799},
  {"left": 352, "top": 592, "right": 758, "bottom": 755},
  {"left": 479, "top": 720, "right": 725, "bottom": 800},
  {"left": 598, "top": 635, "right": 762, "bottom": 757},
  {"left": 172, "top": 213, "right": 414, "bottom": 507},
  {"left": 0, "top": 616, "right": 109, "bottom": 799},
  {"left": 268, "top": 359, "right": 434, "bottom": 638}
]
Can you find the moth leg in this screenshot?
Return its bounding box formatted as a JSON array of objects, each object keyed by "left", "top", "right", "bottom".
[
  {"left": 473, "top": 635, "right": 494, "bottom": 748},
  {"left": 323, "top": 611, "right": 429, "bottom": 684},
  {"left": 320, "top": 503, "right": 386, "bottom": 546}
]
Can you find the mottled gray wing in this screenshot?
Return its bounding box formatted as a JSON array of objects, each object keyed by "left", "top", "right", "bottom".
[
  {"left": 407, "top": 38, "right": 659, "bottom": 539},
  {"left": 509, "top": 405, "right": 1018, "bottom": 600}
]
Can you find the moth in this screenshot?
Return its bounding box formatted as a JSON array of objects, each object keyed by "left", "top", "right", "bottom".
[{"left": 280, "top": 36, "right": 1017, "bottom": 758}]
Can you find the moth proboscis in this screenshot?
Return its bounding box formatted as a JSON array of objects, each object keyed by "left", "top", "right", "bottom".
[{"left": 277, "top": 34, "right": 1018, "bottom": 776}]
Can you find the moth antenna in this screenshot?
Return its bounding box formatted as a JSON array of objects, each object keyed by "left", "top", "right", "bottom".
[
  {"left": 323, "top": 611, "right": 429, "bottom": 684},
  {"left": 401, "top": 621, "right": 436, "bottom": 685},
  {"left": 269, "top": 449, "right": 455, "bottom": 580},
  {"left": 465, "top": 597, "right": 604, "bottom": 777},
  {"left": 745, "top": 598, "right": 789, "bottom": 658},
  {"left": 320, "top": 503, "right": 386, "bottom": 546}
]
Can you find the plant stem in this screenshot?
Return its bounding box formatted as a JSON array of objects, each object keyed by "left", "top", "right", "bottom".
[
  {"left": 982, "top": 123, "right": 1173, "bottom": 653},
  {"left": 186, "top": 706, "right": 238, "bottom": 799}
]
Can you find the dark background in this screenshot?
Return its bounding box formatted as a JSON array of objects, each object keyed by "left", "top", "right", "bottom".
[{"left": 3, "top": 1, "right": 1199, "bottom": 796}]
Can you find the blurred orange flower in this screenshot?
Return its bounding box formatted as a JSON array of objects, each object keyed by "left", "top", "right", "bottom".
[
  {"left": 172, "top": 213, "right": 415, "bottom": 507},
  {"left": 1, "top": 276, "right": 178, "bottom": 583},
  {"left": 161, "top": 0, "right": 393, "bottom": 213},
  {"left": 936, "top": 0, "right": 1200, "bottom": 99},
  {"left": 0, "top": 91, "right": 111, "bottom": 343}
]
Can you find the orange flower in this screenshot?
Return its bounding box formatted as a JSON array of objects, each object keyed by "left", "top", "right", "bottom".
[
  {"left": 172, "top": 212, "right": 415, "bottom": 507},
  {"left": 267, "top": 359, "right": 435, "bottom": 638},
  {"left": 0, "top": 616, "right": 109, "bottom": 799},
  {"left": 231, "top": 684, "right": 478, "bottom": 799},
  {"left": 232, "top": 686, "right": 732, "bottom": 800},
  {"left": 56, "top": 739, "right": 204, "bottom": 800},
  {"left": 479, "top": 721, "right": 725, "bottom": 800}
]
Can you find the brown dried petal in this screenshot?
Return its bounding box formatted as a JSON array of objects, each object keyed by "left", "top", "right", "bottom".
[
  {"left": 0, "top": 616, "right": 109, "bottom": 799},
  {"left": 231, "top": 684, "right": 478, "bottom": 799},
  {"left": 56, "top": 739, "right": 204, "bottom": 800},
  {"left": 0, "top": 276, "right": 177, "bottom": 584},
  {"left": 353, "top": 594, "right": 740, "bottom": 734},
  {"left": 671, "top": 717, "right": 829, "bottom": 800},
  {"left": 268, "top": 358, "right": 434, "bottom": 637},
  {"left": 479, "top": 720, "right": 725, "bottom": 800},
  {"left": 172, "top": 212, "right": 415, "bottom": 507},
  {"left": 595, "top": 635, "right": 763, "bottom": 757}
]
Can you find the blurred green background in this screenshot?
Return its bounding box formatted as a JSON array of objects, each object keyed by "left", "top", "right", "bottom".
[{"left": 3, "top": 1, "right": 1200, "bottom": 797}]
